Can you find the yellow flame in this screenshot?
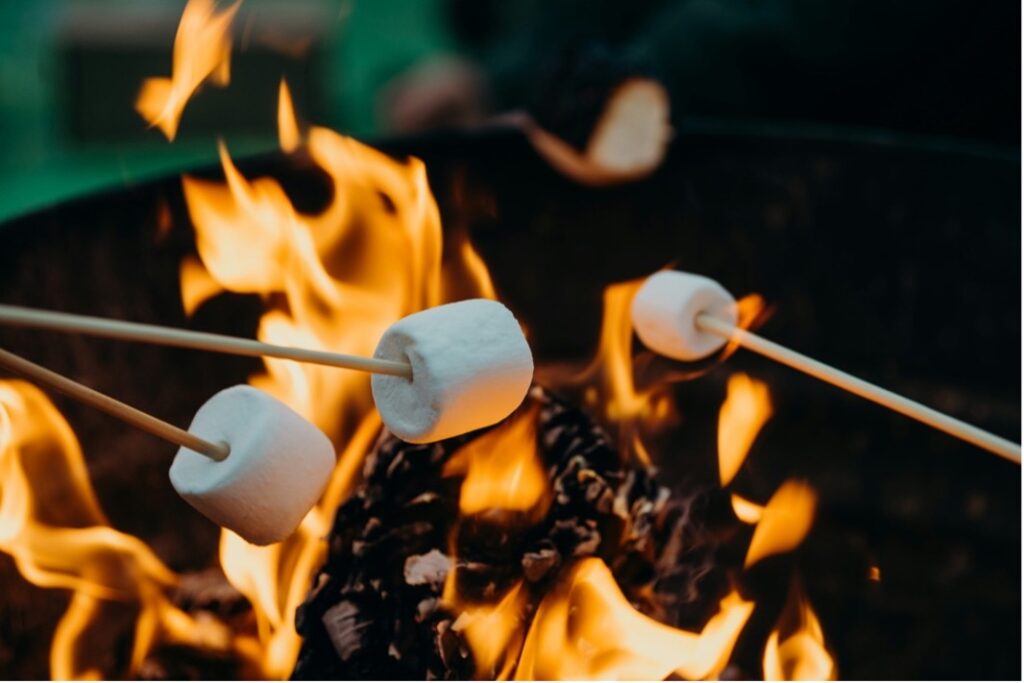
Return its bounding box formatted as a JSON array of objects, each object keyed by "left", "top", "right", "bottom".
[
  {"left": 451, "top": 581, "right": 529, "bottom": 679},
  {"left": 0, "top": 380, "right": 259, "bottom": 678},
  {"left": 764, "top": 579, "right": 836, "bottom": 680},
  {"left": 278, "top": 78, "right": 301, "bottom": 153},
  {"left": 442, "top": 403, "right": 550, "bottom": 518},
  {"left": 179, "top": 254, "right": 225, "bottom": 316},
  {"left": 556, "top": 278, "right": 679, "bottom": 465},
  {"left": 745, "top": 480, "right": 818, "bottom": 568},
  {"left": 512, "top": 558, "right": 753, "bottom": 680},
  {"left": 181, "top": 88, "right": 507, "bottom": 674},
  {"left": 722, "top": 293, "right": 770, "bottom": 359},
  {"left": 731, "top": 492, "right": 765, "bottom": 524},
  {"left": 718, "top": 372, "right": 773, "bottom": 487},
  {"left": 135, "top": 0, "right": 241, "bottom": 140}
]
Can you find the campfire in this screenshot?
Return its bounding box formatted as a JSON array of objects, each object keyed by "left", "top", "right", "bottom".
[{"left": 0, "top": 1, "right": 1019, "bottom": 680}]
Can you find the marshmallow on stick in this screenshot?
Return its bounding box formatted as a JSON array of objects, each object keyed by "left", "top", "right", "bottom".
[
  {"left": 631, "top": 270, "right": 738, "bottom": 361},
  {"left": 372, "top": 299, "right": 534, "bottom": 443},
  {"left": 630, "top": 270, "right": 1021, "bottom": 463},
  {"left": 170, "top": 385, "right": 335, "bottom": 545}
]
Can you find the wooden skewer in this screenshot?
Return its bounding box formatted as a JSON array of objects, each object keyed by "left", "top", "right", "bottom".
[
  {"left": 0, "top": 347, "right": 229, "bottom": 461},
  {"left": 696, "top": 313, "right": 1021, "bottom": 465},
  {"left": 0, "top": 304, "right": 413, "bottom": 379}
]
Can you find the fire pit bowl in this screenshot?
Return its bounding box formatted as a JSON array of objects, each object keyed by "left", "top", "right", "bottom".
[{"left": 0, "top": 123, "right": 1018, "bottom": 679}]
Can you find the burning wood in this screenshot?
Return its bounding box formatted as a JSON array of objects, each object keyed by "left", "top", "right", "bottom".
[{"left": 291, "top": 387, "right": 735, "bottom": 679}]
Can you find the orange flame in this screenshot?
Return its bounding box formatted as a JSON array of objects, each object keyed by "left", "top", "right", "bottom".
[
  {"left": 179, "top": 87, "right": 504, "bottom": 673},
  {"left": 718, "top": 372, "right": 773, "bottom": 487},
  {"left": 450, "top": 581, "right": 530, "bottom": 679},
  {"left": 277, "top": 78, "right": 300, "bottom": 153},
  {"left": 763, "top": 579, "right": 836, "bottom": 680},
  {"left": 513, "top": 558, "right": 753, "bottom": 680},
  {"left": 555, "top": 278, "right": 679, "bottom": 465},
  {"left": 731, "top": 492, "right": 766, "bottom": 524},
  {"left": 442, "top": 403, "right": 550, "bottom": 518},
  {"left": 135, "top": 0, "right": 241, "bottom": 140},
  {"left": 745, "top": 480, "right": 818, "bottom": 568},
  {"left": 0, "top": 380, "right": 261, "bottom": 678}
]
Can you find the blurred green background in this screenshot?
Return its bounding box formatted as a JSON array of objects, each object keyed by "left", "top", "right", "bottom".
[
  {"left": 0, "top": 0, "right": 1017, "bottom": 223},
  {"left": 0, "top": 0, "right": 457, "bottom": 223}
]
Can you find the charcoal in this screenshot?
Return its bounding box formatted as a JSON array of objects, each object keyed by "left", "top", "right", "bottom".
[{"left": 292, "top": 386, "right": 726, "bottom": 680}]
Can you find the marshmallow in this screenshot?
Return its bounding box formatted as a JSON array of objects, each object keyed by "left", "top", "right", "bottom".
[
  {"left": 631, "top": 270, "right": 738, "bottom": 361},
  {"left": 169, "top": 385, "right": 335, "bottom": 545},
  {"left": 371, "top": 299, "right": 534, "bottom": 443}
]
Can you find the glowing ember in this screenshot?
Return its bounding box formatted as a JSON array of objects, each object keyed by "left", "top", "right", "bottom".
[
  {"left": 135, "top": 0, "right": 241, "bottom": 140},
  {"left": 718, "top": 371, "right": 773, "bottom": 487},
  {"left": 763, "top": 579, "right": 836, "bottom": 680},
  {"left": 513, "top": 558, "right": 753, "bottom": 680},
  {"left": 745, "top": 480, "right": 818, "bottom": 568}
]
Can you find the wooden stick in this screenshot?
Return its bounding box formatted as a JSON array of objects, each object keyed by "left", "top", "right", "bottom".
[
  {"left": 696, "top": 314, "right": 1021, "bottom": 464},
  {"left": 0, "top": 347, "right": 229, "bottom": 461},
  {"left": 0, "top": 304, "right": 413, "bottom": 379}
]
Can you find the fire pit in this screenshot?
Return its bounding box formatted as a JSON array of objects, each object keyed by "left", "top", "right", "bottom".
[{"left": 0, "top": 5, "right": 1019, "bottom": 677}]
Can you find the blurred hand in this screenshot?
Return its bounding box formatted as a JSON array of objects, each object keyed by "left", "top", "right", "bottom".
[{"left": 377, "top": 55, "right": 488, "bottom": 134}]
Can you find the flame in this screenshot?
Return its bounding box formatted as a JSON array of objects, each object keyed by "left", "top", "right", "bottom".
[
  {"left": 135, "top": 0, "right": 241, "bottom": 140},
  {"left": 450, "top": 581, "right": 529, "bottom": 679},
  {"left": 559, "top": 278, "right": 678, "bottom": 464},
  {"left": 442, "top": 403, "right": 550, "bottom": 518},
  {"left": 513, "top": 558, "right": 753, "bottom": 680},
  {"left": 181, "top": 88, "right": 505, "bottom": 674},
  {"left": 731, "top": 492, "right": 765, "bottom": 524},
  {"left": 745, "top": 480, "right": 818, "bottom": 568},
  {"left": 718, "top": 372, "right": 773, "bottom": 487},
  {"left": 277, "top": 79, "right": 300, "bottom": 153},
  {"left": 763, "top": 579, "right": 835, "bottom": 680},
  {"left": 0, "top": 380, "right": 260, "bottom": 678},
  {"left": 179, "top": 253, "right": 225, "bottom": 316},
  {"left": 722, "top": 293, "right": 770, "bottom": 359}
]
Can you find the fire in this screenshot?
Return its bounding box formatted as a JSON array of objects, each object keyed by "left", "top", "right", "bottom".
[
  {"left": 745, "top": 480, "right": 818, "bottom": 568},
  {"left": 450, "top": 581, "right": 530, "bottom": 679},
  {"left": 442, "top": 403, "right": 550, "bottom": 518},
  {"left": 179, "top": 84, "right": 506, "bottom": 676},
  {"left": 277, "top": 79, "right": 301, "bottom": 153},
  {"left": 513, "top": 558, "right": 753, "bottom": 680},
  {"left": 558, "top": 278, "right": 678, "bottom": 464},
  {"left": 1, "top": 0, "right": 843, "bottom": 672},
  {"left": 730, "top": 492, "right": 766, "bottom": 524},
  {"left": 763, "top": 579, "right": 836, "bottom": 680},
  {"left": 135, "top": 0, "right": 241, "bottom": 140},
  {"left": 718, "top": 372, "right": 773, "bottom": 487},
  {"left": 0, "top": 380, "right": 261, "bottom": 678}
]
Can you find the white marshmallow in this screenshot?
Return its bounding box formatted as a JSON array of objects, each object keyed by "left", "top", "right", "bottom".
[
  {"left": 371, "top": 299, "right": 534, "bottom": 443},
  {"left": 631, "top": 270, "right": 738, "bottom": 361},
  {"left": 169, "top": 385, "right": 335, "bottom": 545}
]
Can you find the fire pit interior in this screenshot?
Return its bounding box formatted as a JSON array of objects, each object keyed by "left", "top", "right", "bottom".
[{"left": 0, "top": 2, "right": 1019, "bottom": 681}]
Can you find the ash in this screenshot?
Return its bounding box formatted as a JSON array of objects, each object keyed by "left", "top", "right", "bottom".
[{"left": 292, "top": 387, "right": 725, "bottom": 680}]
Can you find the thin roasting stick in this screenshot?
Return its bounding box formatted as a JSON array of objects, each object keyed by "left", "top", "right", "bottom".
[
  {"left": 0, "top": 347, "right": 229, "bottom": 461},
  {"left": 696, "top": 313, "right": 1021, "bottom": 464},
  {"left": 0, "top": 304, "right": 413, "bottom": 379}
]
